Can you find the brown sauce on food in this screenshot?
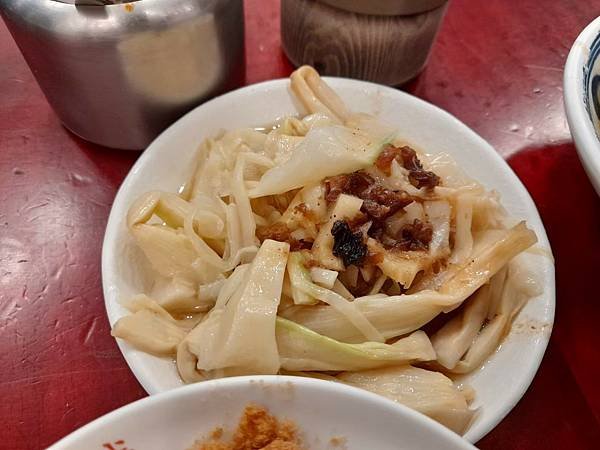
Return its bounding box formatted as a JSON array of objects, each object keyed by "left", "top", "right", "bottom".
[
  {"left": 257, "top": 222, "right": 292, "bottom": 242},
  {"left": 293, "top": 202, "right": 317, "bottom": 222},
  {"left": 324, "top": 171, "right": 413, "bottom": 221},
  {"left": 256, "top": 222, "right": 313, "bottom": 251},
  {"left": 289, "top": 239, "right": 313, "bottom": 251},
  {"left": 257, "top": 149, "right": 441, "bottom": 265},
  {"left": 345, "top": 212, "right": 369, "bottom": 230},
  {"left": 382, "top": 219, "right": 433, "bottom": 251},
  {"left": 323, "top": 164, "right": 439, "bottom": 266},
  {"left": 364, "top": 249, "right": 384, "bottom": 265},
  {"left": 375, "top": 145, "right": 440, "bottom": 189}
]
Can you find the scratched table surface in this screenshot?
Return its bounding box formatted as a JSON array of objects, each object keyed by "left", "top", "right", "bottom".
[{"left": 1, "top": 0, "right": 600, "bottom": 449}]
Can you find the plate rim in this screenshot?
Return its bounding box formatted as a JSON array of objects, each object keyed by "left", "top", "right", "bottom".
[
  {"left": 48, "top": 375, "right": 476, "bottom": 450},
  {"left": 102, "top": 76, "right": 555, "bottom": 444}
]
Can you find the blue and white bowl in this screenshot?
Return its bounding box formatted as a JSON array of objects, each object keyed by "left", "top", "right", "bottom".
[{"left": 564, "top": 16, "right": 600, "bottom": 196}]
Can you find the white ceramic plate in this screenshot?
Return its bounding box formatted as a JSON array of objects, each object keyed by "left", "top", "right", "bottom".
[
  {"left": 49, "top": 376, "right": 477, "bottom": 450},
  {"left": 102, "top": 78, "right": 555, "bottom": 443},
  {"left": 564, "top": 15, "right": 600, "bottom": 196}
]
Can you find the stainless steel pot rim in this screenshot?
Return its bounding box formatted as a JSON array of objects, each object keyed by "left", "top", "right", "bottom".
[
  {"left": 52, "top": 0, "right": 141, "bottom": 5},
  {"left": 316, "top": 0, "right": 448, "bottom": 16}
]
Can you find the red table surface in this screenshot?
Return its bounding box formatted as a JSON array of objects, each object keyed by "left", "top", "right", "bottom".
[{"left": 1, "top": 0, "right": 600, "bottom": 449}]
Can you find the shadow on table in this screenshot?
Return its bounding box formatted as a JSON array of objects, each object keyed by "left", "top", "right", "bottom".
[
  {"left": 477, "top": 143, "right": 600, "bottom": 449},
  {"left": 477, "top": 339, "right": 600, "bottom": 449}
]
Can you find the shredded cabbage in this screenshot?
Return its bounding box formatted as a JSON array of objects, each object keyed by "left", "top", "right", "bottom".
[
  {"left": 287, "top": 252, "right": 384, "bottom": 342},
  {"left": 283, "top": 223, "right": 537, "bottom": 343},
  {"left": 249, "top": 123, "right": 395, "bottom": 198},
  {"left": 310, "top": 266, "right": 338, "bottom": 288},
  {"left": 337, "top": 366, "right": 475, "bottom": 435},
  {"left": 186, "top": 240, "right": 289, "bottom": 377},
  {"left": 111, "top": 65, "right": 543, "bottom": 437},
  {"left": 277, "top": 318, "right": 435, "bottom": 371},
  {"left": 111, "top": 295, "right": 186, "bottom": 356}
]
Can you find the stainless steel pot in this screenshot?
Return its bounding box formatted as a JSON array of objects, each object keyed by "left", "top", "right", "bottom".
[{"left": 1, "top": 0, "right": 244, "bottom": 149}]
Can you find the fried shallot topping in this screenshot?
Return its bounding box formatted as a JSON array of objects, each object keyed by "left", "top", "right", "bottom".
[
  {"left": 386, "top": 219, "right": 434, "bottom": 251},
  {"left": 375, "top": 145, "right": 440, "bottom": 189},
  {"left": 324, "top": 171, "right": 413, "bottom": 221},
  {"left": 256, "top": 223, "right": 313, "bottom": 251}
]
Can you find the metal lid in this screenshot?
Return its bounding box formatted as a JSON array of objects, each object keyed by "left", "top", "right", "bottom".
[
  {"left": 317, "top": 0, "right": 448, "bottom": 16},
  {"left": 52, "top": 0, "right": 139, "bottom": 5}
]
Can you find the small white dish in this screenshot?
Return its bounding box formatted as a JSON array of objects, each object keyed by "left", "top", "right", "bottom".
[
  {"left": 49, "top": 375, "right": 477, "bottom": 450},
  {"left": 564, "top": 15, "right": 600, "bottom": 195},
  {"left": 102, "top": 77, "right": 555, "bottom": 443}
]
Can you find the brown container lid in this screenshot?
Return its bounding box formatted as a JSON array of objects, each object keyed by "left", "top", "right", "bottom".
[{"left": 317, "top": 0, "right": 448, "bottom": 16}]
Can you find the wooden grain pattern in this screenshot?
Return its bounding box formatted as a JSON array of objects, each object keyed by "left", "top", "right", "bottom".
[{"left": 281, "top": 0, "right": 448, "bottom": 86}]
